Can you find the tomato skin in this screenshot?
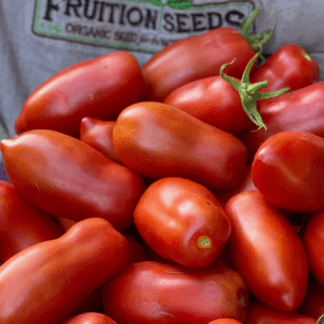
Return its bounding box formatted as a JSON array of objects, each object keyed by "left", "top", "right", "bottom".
[
  {"left": 224, "top": 190, "right": 309, "bottom": 311},
  {"left": 238, "top": 82, "right": 324, "bottom": 160},
  {"left": 0, "top": 180, "right": 63, "bottom": 263},
  {"left": 15, "top": 51, "right": 147, "bottom": 137},
  {"left": 1, "top": 130, "right": 145, "bottom": 231},
  {"left": 163, "top": 76, "right": 253, "bottom": 134},
  {"left": 103, "top": 261, "right": 249, "bottom": 324},
  {"left": 252, "top": 131, "right": 324, "bottom": 213},
  {"left": 113, "top": 102, "right": 248, "bottom": 191},
  {"left": 207, "top": 319, "right": 243, "bottom": 324},
  {"left": 0, "top": 218, "right": 129, "bottom": 324},
  {"left": 60, "top": 312, "right": 117, "bottom": 324},
  {"left": 142, "top": 27, "right": 255, "bottom": 101},
  {"left": 245, "top": 301, "right": 317, "bottom": 324},
  {"left": 250, "top": 44, "right": 320, "bottom": 94},
  {"left": 303, "top": 210, "right": 324, "bottom": 287},
  {"left": 134, "top": 177, "right": 231, "bottom": 268},
  {"left": 80, "top": 117, "right": 122, "bottom": 164}
]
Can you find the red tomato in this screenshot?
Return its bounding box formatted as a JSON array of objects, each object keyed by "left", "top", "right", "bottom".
[
  {"left": 224, "top": 190, "right": 309, "bottom": 311},
  {"left": 142, "top": 26, "right": 256, "bottom": 101},
  {"left": 80, "top": 117, "right": 122, "bottom": 164},
  {"left": 123, "top": 233, "right": 150, "bottom": 265},
  {"left": 103, "top": 261, "right": 249, "bottom": 324},
  {"left": 250, "top": 44, "right": 320, "bottom": 94},
  {"left": 15, "top": 51, "right": 147, "bottom": 137},
  {"left": 238, "top": 82, "right": 324, "bottom": 160},
  {"left": 134, "top": 177, "right": 231, "bottom": 268},
  {"left": 163, "top": 75, "right": 254, "bottom": 134},
  {"left": 113, "top": 102, "right": 247, "bottom": 191},
  {"left": 252, "top": 131, "right": 324, "bottom": 213},
  {"left": 1, "top": 130, "right": 145, "bottom": 231},
  {"left": 60, "top": 312, "right": 117, "bottom": 324},
  {"left": 303, "top": 210, "right": 324, "bottom": 287},
  {"left": 298, "top": 276, "right": 324, "bottom": 320},
  {"left": 0, "top": 218, "right": 129, "bottom": 324},
  {"left": 245, "top": 301, "right": 317, "bottom": 324},
  {"left": 207, "top": 319, "right": 243, "bottom": 324},
  {"left": 0, "top": 180, "right": 63, "bottom": 263}
]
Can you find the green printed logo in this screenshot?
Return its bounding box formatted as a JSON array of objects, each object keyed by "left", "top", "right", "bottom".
[{"left": 150, "top": 0, "right": 193, "bottom": 10}]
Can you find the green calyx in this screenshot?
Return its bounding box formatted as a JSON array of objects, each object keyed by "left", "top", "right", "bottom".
[
  {"left": 240, "top": 7, "right": 275, "bottom": 52},
  {"left": 317, "top": 314, "right": 324, "bottom": 324},
  {"left": 220, "top": 51, "right": 290, "bottom": 131}
]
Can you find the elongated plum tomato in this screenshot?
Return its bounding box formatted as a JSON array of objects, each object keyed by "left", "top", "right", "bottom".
[
  {"left": 252, "top": 131, "right": 324, "bottom": 212},
  {"left": 134, "top": 177, "right": 231, "bottom": 268},
  {"left": 103, "top": 261, "right": 249, "bottom": 324},
  {"left": 113, "top": 102, "right": 247, "bottom": 191}
]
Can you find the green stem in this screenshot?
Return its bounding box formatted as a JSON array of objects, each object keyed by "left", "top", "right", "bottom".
[{"left": 318, "top": 314, "right": 324, "bottom": 324}]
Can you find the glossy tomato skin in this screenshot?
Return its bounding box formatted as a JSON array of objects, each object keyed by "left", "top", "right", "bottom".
[
  {"left": 142, "top": 27, "right": 255, "bottom": 101},
  {"left": 103, "top": 261, "right": 249, "bottom": 324},
  {"left": 60, "top": 312, "right": 118, "bottom": 324},
  {"left": 163, "top": 75, "right": 253, "bottom": 134},
  {"left": 303, "top": 210, "right": 324, "bottom": 287},
  {"left": 207, "top": 319, "right": 243, "bottom": 324},
  {"left": 238, "top": 82, "right": 324, "bottom": 160},
  {"left": 113, "top": 102, "right": 248, "bottom": 191},
  {"left": 0, "top": 180, "right": 63, "bottom": 263},
  {"left": 15, "top": 51, "right": 147, "bottom": 137},
  {"left": 245, "top": 301, "right": 317, "bottom": 324},
  {"left": 252, "top": 131, "right": 324, "bottom": 213},
  {"left": 224, "top": 190, "right": 309, "bottom": 311},
  {"left": 250, "top": 44, "right": 320, "bottom": 94},
  {"left": 0, "top": 218, "right": 129, "bottom": 324},
  {"left": 80, "top": 117, "right": 122, "bottom": 164},
  {"left": 1, "top": 130, "right": 145, "bottom": 231},
  {"left": 134, "top": 177, "right": 231, "bottom": 268}
]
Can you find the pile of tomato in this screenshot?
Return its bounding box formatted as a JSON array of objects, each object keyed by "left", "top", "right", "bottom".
[{"left": 1, "top": 8, "right": 324, "bottom": 324}]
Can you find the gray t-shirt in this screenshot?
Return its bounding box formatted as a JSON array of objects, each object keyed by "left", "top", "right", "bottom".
[{"left": 1, "top": 0, "right": 324, "bottom": 179}]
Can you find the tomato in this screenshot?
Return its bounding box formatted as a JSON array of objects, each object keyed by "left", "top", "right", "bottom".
[
  {"left": 224, "top": 190, "right": 309, "bottom": 311},
  {"left": 245, "top": 301, "right": 317, "bottom": 324},
  {"left": 134, "top": 177, "right": 231, "bottom": 268},
  {"left": 163, "top": 75, "right": 254, "bottom": 134},
  {"left": 0, "top": 180, "right": 63, "bottom": 263},
  {"left": 142, "top": 26, "right": 256, "bottom": 101},
  {"left": 0, "top": 218, "right": 129, "bottom": 324},
  {"left": 123, "top": 233, "right": 150, "bottom": 265},
  {"left": 250, "top": 44, "right": 320, "bottom": 94},
  {"left": 1, "top": 129, "right": 145, "bottom": 231},
  {"left": 60, "top": 312, "right": 117, "bottom": 324},
  {"left": 15, "top": 51, "right": 147, "bottom": 137},
  {"left": 113, "top": 102, "right": 247, "bottom": 191},
  {"left": 238, "top": 82, "right": 324, "bottom": 160},
  {"left": 103, "top": 261, "right": 249, "bottom": 324},
  {"left": 252, "top": 131, "right": 324, "bottom": 213},
  {"left": 298, "top": 276, "right": 324, "bottom": 320},
  {"left": 207, "top": 319, "right": 243, "bottom": 324},
  {"left": 303, "top": 210, "right": 324, "bottom": 287},
  {"left": 80, "top": 117, "right": 122, "bottom": 165}
]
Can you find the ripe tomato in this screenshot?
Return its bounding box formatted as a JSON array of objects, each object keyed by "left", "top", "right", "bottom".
[
  {"left": 80, "top": 117, "right": 122, "bottom": 164},
  {"left": 1, "top": 129, "right": 145, "bottom": 231},
  {"left": 103, "top": 261, "right": 249, "bottom": 324},
  {"left": 134, "top": 177, "right": 231, "bottom": 268},
  {"left": 207, "top": 319, "right": 243, "bottom": 324},
  {"left": 15, "top": 51, "right": 147, "bottom": 137},
  {"left": 303, "top": 210, "right": 324, "bottom": 287},
  {"left": 113, "top": 101, "right": 247, "bottom": 191},
  {"left": 245, "top": 301, "right": 317, "bottom": 324},
  {"left": 238, "top": 82, "right": 324, "bottom": 160},
  {"left": 0, "top": 180, "right": 63, "bottom": 263},
  {"left": 60, "top": 312, "right": 117, "bottom": 324},
  {"left": 0, "top": 218, "right": 129, "bottom": 324},
  {"left": 250, "top": 44, "right": 320, "bottom": 94},
  {"left": 252, "top": 131, "right": 324, "bottom": 212},
  {"left": 142, "top": 26, "right": 256, "bottom": 101},
  {"left": 225, "top": 190, "right": 309, "bottom": 311}
]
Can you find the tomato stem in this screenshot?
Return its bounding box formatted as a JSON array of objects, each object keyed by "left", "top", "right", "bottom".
[
  {"left": 240, "top": 7, "right": 275, "bottom": 52},
  {"left": 219, "top": 51, "right": 290, "bottom": 131},
  {"left": 317, "top": 314, "right": 324, "bottom": 324}
]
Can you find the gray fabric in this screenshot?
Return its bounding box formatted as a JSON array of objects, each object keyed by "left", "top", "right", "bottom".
[{"left": 0, "top": 0, "right": 323, "bottom": 179}]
